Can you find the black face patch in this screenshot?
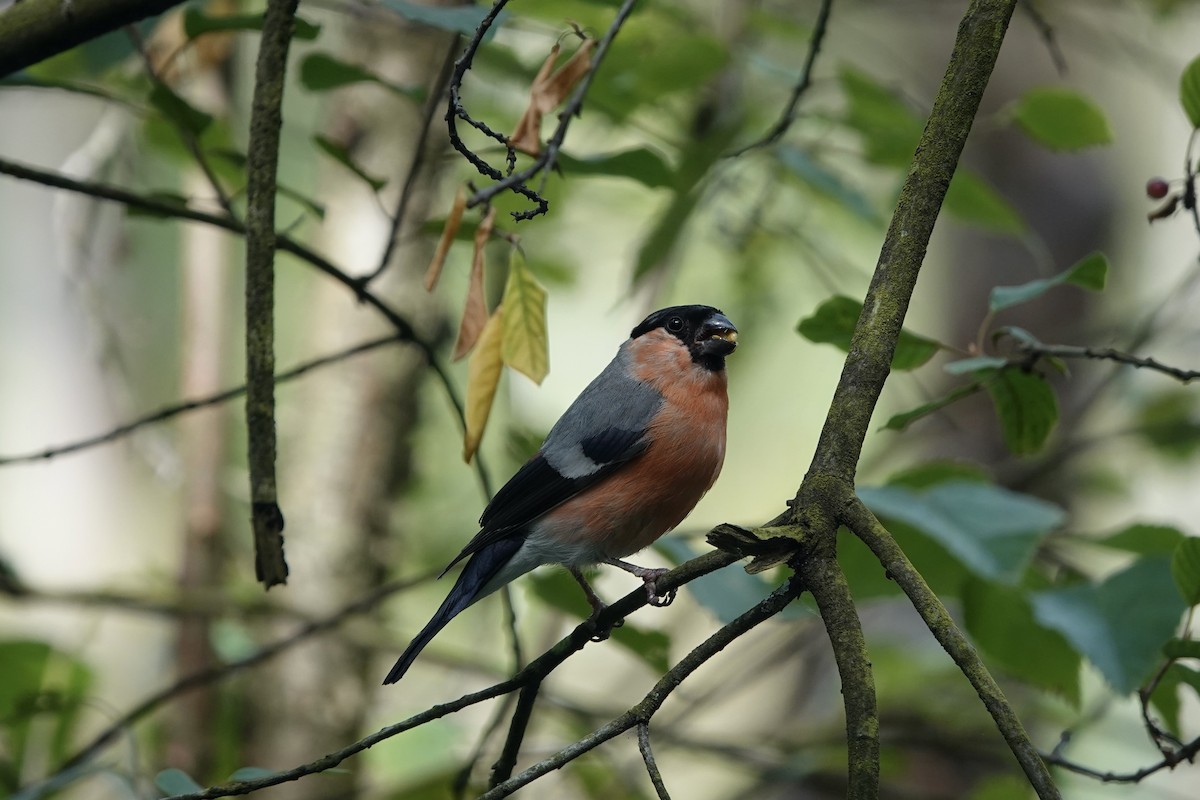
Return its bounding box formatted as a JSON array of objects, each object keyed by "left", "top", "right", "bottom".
[{"left": 631, "top": 305, "right": 738, "bottom": 371}]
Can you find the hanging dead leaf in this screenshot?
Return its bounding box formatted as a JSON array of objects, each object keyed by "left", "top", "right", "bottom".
[
  {"left": 501, "top": 249, "right": 549, "bottom": 384},
  {"left": 451, "top": 206, "right": 497, "bottom": 360},
  {"left": 424, "top": 186, "right": 467, "bottom": 291},
  {"left": 509, "top": 37, "right": 595, "bottom": 156},
  {"left": 463, "top": 306, "right": 505, "bottom": 463}
]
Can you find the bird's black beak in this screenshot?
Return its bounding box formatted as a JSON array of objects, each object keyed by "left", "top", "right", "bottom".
[{"left": 697, "top": 313, "right": 738, "bottom": 358}]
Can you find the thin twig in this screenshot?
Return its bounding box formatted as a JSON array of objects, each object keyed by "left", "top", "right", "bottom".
[
  {"left": 728, "top": 0, "right": 834, "bottom": 156},
  {"left": 452, "top": 693, "right": 519, "bottom": 798},
  {"left": 478, "top": 577, "right": 802, "bottom": 800},
  {"left": 843, "top": 496, "right": 1059, "bottom": 800},
  {"left": 1019, "top": 341, "right": 1200, "bottom": 383},
  {"left": 449, "top": 0, "right": 643, "bottom": 220},
  {"left": 0, "top": 154, "right": 491, "bottom": 496},
  {"left": 1017, "top": 0, "right": 1068, "bottom": 76},
  {"left": 362, "top": 34, "right": 461, "bottom": 287},
  {"left": 637, "top": 722, "right": 671, "bottom": 800},
  {"left": 50, "top": 574, "right": 432, "bottom": 775},
  {"left": 126, "top": 25, "right": 237, "bottom": 217},
  {"left": 0, "top": 335, "right": 404, "bottom": 466},
  {"left": 157, "top": 550, "right": 739, "bottom": 799},
  {"left": 1040, "top": 736, "right": 1200, "bottom": 783},
  {"left": 488, "top": 678, "right": 541, "bottom": 787}
]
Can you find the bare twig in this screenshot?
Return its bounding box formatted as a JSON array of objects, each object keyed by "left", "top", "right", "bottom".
[
  {"left": 729, "top": 0, "right": 834, "bottom": 156},
  {"left": 477, "top": 577, "right": 802, "bottom": 800},
  {"left": 1040, "top": 735, "right": 1200, "bottom": 783},
  {"left": 0, "top": 154, "right": 490, "bottom": 495},
  {"left": 363, "top": 35, "right": 461, "bottom": 287},
  {"left": 637, "top": 722, "right": 672, "bottom": 800},
  {"left": 157, "top": 550, "right": 739, "bottom": 799},
  {"left": 0, "top": 335, "right": 404, "bottom": 467},
  {"left": 448, "top": 0, "right": 642, "bottom": 220},
  {"left": 1017, "top": 0, "right": 1068, "bottom": 76},
  {"left": 126, "top": 25, "right": 237, "bottom": 217},
  {"left": 488, "top": 678, "right": 541, "bottom": 787},
  {"left": 51, "top": 574, "right": 432, "bottom": 775},
  {"left": 1018, "top": 341, "right": 1200, "bottom": 383}
]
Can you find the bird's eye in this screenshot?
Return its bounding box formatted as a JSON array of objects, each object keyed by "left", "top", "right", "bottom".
[{"left": 667, "top": 316, "right": 684, "bottom": 332}]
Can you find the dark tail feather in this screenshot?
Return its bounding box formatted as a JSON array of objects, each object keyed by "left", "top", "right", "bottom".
[{"left": 383, "top": 537, "right": 523, "bottom": 685}]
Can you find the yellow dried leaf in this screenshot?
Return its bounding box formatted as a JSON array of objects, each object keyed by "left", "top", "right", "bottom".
[
  {"left": 501, "top": 249, "right": 549, "bottom": 384},
  {"left": 509, "top": 38, "right": 593, "bottom": 156},
  {"left": 451, "top": 206, "right": 497, "bottom": 360},
  {"left": 424, "top": 186, "right": 467, "bottom": 292},
  {"left": 463, "top": 306, "right": 505, "bottom": 463}
]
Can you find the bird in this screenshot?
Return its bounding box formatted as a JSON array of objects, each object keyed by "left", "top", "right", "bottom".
[{"left": 384, "top": 305, "right": 738, "bottom": 685}]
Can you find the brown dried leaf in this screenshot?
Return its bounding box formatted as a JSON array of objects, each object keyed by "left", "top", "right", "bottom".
[
  {"left": 509, "top": 38, "right": 594, "bottom": 156},
  {"left": 463, "top": 306, "right": 505, "bottom": 463},
  {"left": 452, "top": 206, "right": 497, "bottom": 360},
  {"left": 424, "top": 186, "right": 467, "bottom": 292}
]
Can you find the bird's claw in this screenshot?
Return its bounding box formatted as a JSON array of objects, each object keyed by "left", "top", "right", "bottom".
[
  {"left": 639, "top": 568, "right": 675, "bottom": 607},
  {"left": 588, "top": 608, "right": 624, "bottom": 641}
]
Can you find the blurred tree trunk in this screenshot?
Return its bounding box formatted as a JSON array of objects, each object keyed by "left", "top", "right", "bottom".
[{"left": 236, "top": 12, "right": 453, "bottom": 797}]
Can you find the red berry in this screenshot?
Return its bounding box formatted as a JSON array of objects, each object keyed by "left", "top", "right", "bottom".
[{"left": 1146, "top": 178, "right": 1170, "bottom": 199}]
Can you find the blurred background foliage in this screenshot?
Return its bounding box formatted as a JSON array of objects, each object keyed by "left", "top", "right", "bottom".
[{"left": 1, "top": 0, "right": 1200, "bottom": 798}]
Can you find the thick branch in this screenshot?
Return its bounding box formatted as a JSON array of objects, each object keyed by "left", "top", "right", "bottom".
[
  {"left": 806, "top": 0, "right": 1018, "bottom": 483},
  {"left": 0, "top": 0, "right": 186, "bottom": 77},
  {"left": 843, "top": 496, "right": 1059, "bottom": 799}
]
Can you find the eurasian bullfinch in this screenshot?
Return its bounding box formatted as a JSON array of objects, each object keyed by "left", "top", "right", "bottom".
[{"left": 384, "top": 305, "right": 737, "bottom": 685}]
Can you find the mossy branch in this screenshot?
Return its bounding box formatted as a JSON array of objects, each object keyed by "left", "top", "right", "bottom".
[{"left": 243, "top": 0, "right": 299, "bottom": 588}]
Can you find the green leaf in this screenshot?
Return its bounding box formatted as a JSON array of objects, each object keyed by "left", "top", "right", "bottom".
[
  {"left": 298, "top": 53, "right": 421, "bottom": 99},
  {"left": 655, "top": 538, "right": 809, "bottom": 624},
  {"left": 1009, "top": 87, "right": 1112, "bottom": 151},
  {"left": 1099, "top": 523, "right": 1186, "bottom": 556},
  {"left": 609, "top": 626, "right": 671, "bottom": 673},
  {"left": 776, "top": 146, "right": 879, "bottom": 222},
  {"left": 1136, "top": 389, "right": 1200, "bottom": 460},
  {"left": 963, "top": 579, "right": 1080, "bottom": 704},
  {"left": 882, "top": 383, "right": 983, "bottom": 432},
  {"left": 155, "top": 768, "right": 204, "bottom": 795},
  {"left": 797, "top": 296, "right": 940, "bottom": 370},
  {"left": 884, "top": 460, "right": 992, "bottom": 489},
  {"left": 500, "top": 250, "right": 550, "bottom": 384},
  {"left": 838, "top": 67, "right": 923, "bottom": 167},
  {"left": 183, "top": 8, "right": 321, "bottom": 40},
  {"left": 969, "top": 774, "right": 1038, "bottom": 800},
  {"left": 381, "top": 0, "right": 502, "bottom": 36},
  {"left": 944, "top": 170, "right": 1025, "bottom": 234},
  {"left": 148, "top": 83, "right": 213, "bottom": 136},
  {"left": 1032, "top": 556, "right": 1187, "bottom": 693},
  {"left": 1163, "top": 638, "right": 1200, "bottom": 659},
  {"left": 556, "top": 149, "right": 674, "bottom": 189},
  {"left": 312, "top": 135, "right": 387, "bottom": 192},
  {"left": 1171, "top": 538, "right": 1200, "bottom": 605},
  {"left": 983, "top": 368, "right": 1058, "bottom": 456},
  {"left": 858, "top": 481, "right": 1065, "bottom": 583},
  {"left": 1180, "top": 54, "right": 1200, "bottom": 128},
  {"left": 989, "top": 252, "right": 1108, "bottom": 312}
]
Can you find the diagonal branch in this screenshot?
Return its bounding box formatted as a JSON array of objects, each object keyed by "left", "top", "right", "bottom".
[
  {"left": 842, "top": 496, "right": 1059, "bottom": 799},
  {"left": 637, "top": 721, "right": 672, "bottom": 800},
  {"left": 0, "top": 335, "right": 405, "bottom": 467},
  {"left": 729, "top": 0, "right": 834, "bottom": 156},
  {"left": 1018, "top": 341, "right": 1200, "bottom": 383}
]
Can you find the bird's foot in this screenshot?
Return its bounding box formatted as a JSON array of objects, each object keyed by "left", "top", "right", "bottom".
[
  {"left": 604, "top": 558, "right": 676, "bottom": 607},
  {"left": 570, "top": 566, "right": 623, "bottom": 640}
]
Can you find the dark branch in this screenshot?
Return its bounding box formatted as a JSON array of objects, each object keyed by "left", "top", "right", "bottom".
[
  {"left": 1040, "top": 735, "right": 1200, "bottom": 783},
  {"left": 0, "top": 335, "right": 405, "bottom": 467},
  {"left": 729, "top": 0, "right": 834, "bottom": 156},
  {"left": 156, "top": 549, "right": 739, "bottom": 799},
  {"left": 477, "top": 577, "right": 802, "bottom": 799},
  {"left": 637, "top": 722, "right": 672, "bottom": 800},
  {"left": 0, "top": 0, "right": 188, "bottom": 78},
  {"left": 1019, "top": 341, "right": 1200, "bottom": 383},
  {"left": 488, "top": 678, "right": 541, "bottom": 787}
]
